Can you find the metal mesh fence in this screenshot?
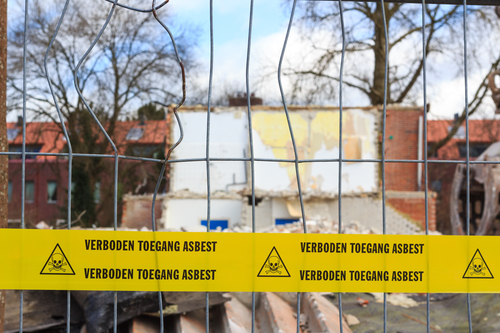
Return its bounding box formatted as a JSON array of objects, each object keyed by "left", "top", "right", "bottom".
[{"left": 2, "top": 0, "right": 492, "bottom": 331}]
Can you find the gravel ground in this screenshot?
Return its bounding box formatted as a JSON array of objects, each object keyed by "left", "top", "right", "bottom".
[{"left": 330, "top": 293, "right": 500, "bottom": 333}]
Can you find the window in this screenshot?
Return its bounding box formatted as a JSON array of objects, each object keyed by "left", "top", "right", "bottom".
[
  {"left": 427, "top": 144, "right": 438, "bottom": 158},
  {"left": 125, "top": 128, "right": 144, "bottom": 141},
  {"left": 25, "top": 181, "right": 34, "bottom": 203},
  {"left": 47, "top": 181, "right": 57, "bottom": 203},
  {"left": 8, "top": 145, "right": 42, "bottom": 160},
  {"left": 8, "top": 182, "right": 12, "bottom": 203},
  {"left": 7, "top": 128, "right": 19, "bottom": 141},
  {"left": 94, "top": 182, "right": 101, "bottom": 203},
  {"left": 201, "top": 220, "right": 228, "bottom": 230},
  {"left": 127, "top": 144, "right": 163, "bottom": 158},
  {"left": 457, "top": 143, "right": 489, "bottom": 158},
  {"left": 448, "top": 126, "right": 465, "bottom": 139}
]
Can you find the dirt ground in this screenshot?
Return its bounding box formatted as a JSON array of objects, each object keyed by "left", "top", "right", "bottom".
[{"left": 332, "top": 293, "right": 500, "bottom": 333}]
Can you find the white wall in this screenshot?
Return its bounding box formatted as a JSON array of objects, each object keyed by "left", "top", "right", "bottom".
[
  {"left": 162, "top": 198, "right": 242, "bottom": 230},
  {"left": 170, "top": 108, "right": 378, "bottom": 195},
  {"left": 171, "top": 111, "right": 248, "bottom": 193}
]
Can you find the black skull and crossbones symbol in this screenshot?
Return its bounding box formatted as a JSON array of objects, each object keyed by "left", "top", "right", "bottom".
[
  {"left": 265, "top": 256, "right": 283, "bottom": 274},
  {"left": 469, "top": 258, "right": 485, "bottom": 276},
  {"left": 48, "top": 253, "right": 67, "bottom": 272}
]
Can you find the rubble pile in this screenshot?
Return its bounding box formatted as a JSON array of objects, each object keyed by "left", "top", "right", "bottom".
[
  {"left": 4, "top": 290, "right": 354, "bottom": 333},
  {"left": 228, "top": 220, "right": 379, "bottom": 234},
  {"left": 229, "top": 220, "right": 441, "bottom": 235}
]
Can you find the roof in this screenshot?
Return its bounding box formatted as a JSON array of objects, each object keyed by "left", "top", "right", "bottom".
[
  {"left": 428, "top": 120, "right": 500, "bottom": 159},
  {"left": 172, "top": 104, "right": 419, "bottom": 113},
  {"left": 7, "top": 120, "right": 166, "bottom": 160},
  {"left": 428, "top": 120, "right": 500, "bottom": 143}
]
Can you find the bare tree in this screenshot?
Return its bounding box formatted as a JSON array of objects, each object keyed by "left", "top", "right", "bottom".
[
  {"left": 428, "top": 58, "right": 500, "bottom": 157},
  {"left": 7, "top": 0, "right": 196, "bottom": 225},
  {"left": 284, "top": 2, "right": 497, "bottom": 106}
]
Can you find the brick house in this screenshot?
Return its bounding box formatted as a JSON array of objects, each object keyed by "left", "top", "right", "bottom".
[
  {"left": 7, "top": 119, "right": 167, "bottom": 227},
  {"left": 125, "top": 104, "right": 436, "bottom": 233}
]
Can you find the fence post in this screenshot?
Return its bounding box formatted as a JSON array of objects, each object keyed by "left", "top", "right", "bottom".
[{"left": 0, "top": 0, "right": 8, "bottom": 330}]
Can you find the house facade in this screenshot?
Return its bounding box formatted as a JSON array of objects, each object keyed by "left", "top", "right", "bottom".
[
  {"left": 153, "top": 105, "right": 436, "bottom": 234},
  {"left": 7, "top": 119, "right": 166, "bottom": 227}
]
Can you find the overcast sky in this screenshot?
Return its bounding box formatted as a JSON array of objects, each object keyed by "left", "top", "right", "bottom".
[
  {"left": 167, "top": 1, "right": 500, "bottom": 120},
  {"left": 7, "top": 0, "right": 499, "bottom": 121}
]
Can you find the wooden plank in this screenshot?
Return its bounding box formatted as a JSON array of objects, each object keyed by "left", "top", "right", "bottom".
[{"left": 4, "top": 290, "right": 85, "bottom": 332}]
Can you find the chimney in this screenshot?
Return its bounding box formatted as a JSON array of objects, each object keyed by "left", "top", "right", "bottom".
[
  {"left": 138, "top": 113, "right": 146, "bottom": 126},
  {"left": 229, "top": 93, "right": 263, "bottom": 107},
  {"left": 16, "top": 116, "right": 23, "bottom": 127}
]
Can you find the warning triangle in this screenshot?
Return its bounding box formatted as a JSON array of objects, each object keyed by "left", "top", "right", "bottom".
[
  {"left": 40, "top": 244, "right": 75, "bottom": 275},
  {"left": 462, "top": 249, "right": 493, "bottom": 279},
  {"left": 257, "top": 246, "right": 290, "bottom": 278}
]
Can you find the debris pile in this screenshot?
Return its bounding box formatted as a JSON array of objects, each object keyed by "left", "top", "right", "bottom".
[
  {"left": 228, "top": 220, "right": 381, "bottom": 234},
  {"left": 4, "top": 290, "right": 354, "bottom": 333}
]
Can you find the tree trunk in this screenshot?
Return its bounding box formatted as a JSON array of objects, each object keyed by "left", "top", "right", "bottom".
[
  {"left": 0, "top": 0, "right": 8, "bottom": 330},
  {"left": 371, "top": 3, "right": 390, "bottom": 106}
]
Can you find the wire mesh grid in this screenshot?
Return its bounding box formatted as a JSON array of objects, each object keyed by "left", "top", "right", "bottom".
[{"left": 2, "top": 0, "right": 486, "bottom": 331}]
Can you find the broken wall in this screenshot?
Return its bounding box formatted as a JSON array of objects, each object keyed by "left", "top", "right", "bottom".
[
  {"left": 170, "top": 107, "right": 379, "bottom": 195},
  {"left": 240, "top": 196, "right": 425, "bottom": 234},
  {"left": 121, "top": 194, "right": 163, "bottom": 229},
  {"left": 252, "top": 109, "right": 378, "bottom": 193}
]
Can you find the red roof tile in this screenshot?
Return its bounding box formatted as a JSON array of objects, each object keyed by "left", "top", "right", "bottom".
[
  {"left": 7, "top": 120, "right": 166, "bottom": 160},
  {"left": 428, "top": 120, "right": 500, "bottom": 159}
]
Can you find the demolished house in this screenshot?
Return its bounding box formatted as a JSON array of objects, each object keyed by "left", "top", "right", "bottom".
[{"left": 122, "top": 105, "right": 437, "bottom": 234}]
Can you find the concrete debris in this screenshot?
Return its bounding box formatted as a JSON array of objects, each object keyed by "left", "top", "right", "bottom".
[
  {"left": 301, "top": 292, "right": 352, "bottom": 333},
  {"left": 35, "top": 221, "right": 51, "bottom": 229},
  {"left": 344, "top": 314, "right": 360, "bottom": 326},
  {"left": 258, "top": 292, "right": 299, "bottom": 333},
  {"left": 200, "top": 219, "right": 440, "bottom": 235},
  {"left": 224, "top": 220, "right": 382, "bottom": 235},
  {"left": 224, "top": 293, "right": 257, "bottom": 333},
  {"left": 371, "top": 293, "right": 420, "bottom": 308},
  {"left": 166, "top": 189, "right": 242, "bottom": 200},
  {"left": 129, "top": 316, "right": 160, "bottom": 333}
]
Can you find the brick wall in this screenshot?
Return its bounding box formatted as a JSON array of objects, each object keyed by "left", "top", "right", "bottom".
[
  {"left": 121, "top": 195, "right": 163, "bottom": 229},
  {"left": 385, "top": 107, "right": 424, "bottom": 192},
  {"left": 8, "top": 160, "right": 68, "bottom": 226},
  {"left": 386, "top": 191, "right": 437, "bottom": 231}
]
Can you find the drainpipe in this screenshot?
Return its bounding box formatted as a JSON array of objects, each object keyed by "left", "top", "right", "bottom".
[{"left": 417, "top": 115, "right": 423, "bottom": 191}]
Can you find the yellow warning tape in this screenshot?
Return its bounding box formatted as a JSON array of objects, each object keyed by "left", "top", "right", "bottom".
[{"left": 0, "top": 229, "right": 496, "bottom": 292}]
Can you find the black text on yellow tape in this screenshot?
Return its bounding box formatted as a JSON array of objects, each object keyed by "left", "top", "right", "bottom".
[{"left": 0, "top": 229, "right": 498, "bottom": 293}]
